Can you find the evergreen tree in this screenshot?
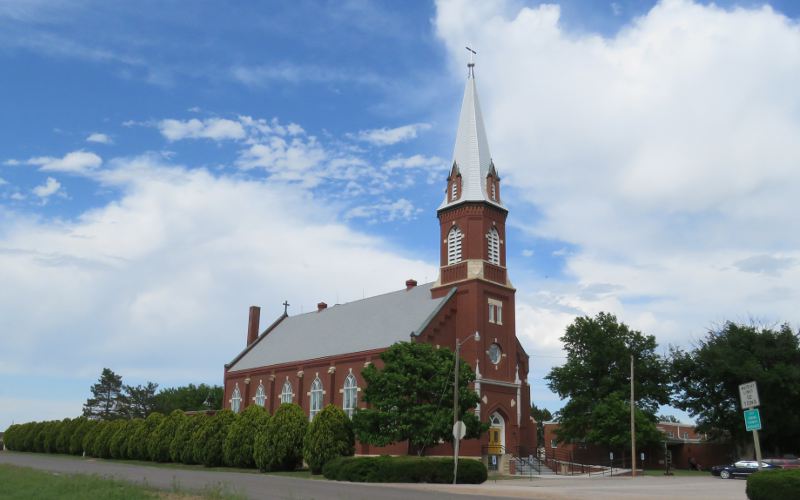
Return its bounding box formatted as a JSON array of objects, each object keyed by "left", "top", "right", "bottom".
[
  {"left": 123, "top": 382, "right": 159, "bottom": 418},
  {"left": 83, "top": 368, "right": 126, "bottom": 420}
]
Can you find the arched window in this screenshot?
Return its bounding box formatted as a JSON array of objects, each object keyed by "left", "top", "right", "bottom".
[
  {"left": 255, "top": 383, "right": 266, "bottom": 407},
  {"left": 487, "top": 227, "right": 500, "bottom": 265},
  {"left": 280, "top": 380, "right": 293, "bottom": 404},
  {"left": 231, "top": 384, "right": 242, "bottom": 413},
  {"left": 447, "top": 226, "right": 463, "bottom": 265},
  {"left": 343, "top": 373, "right": 358, "bottom": 418},
  {"left": 309, "top": 377, "right": 323, "bottom": 421}
]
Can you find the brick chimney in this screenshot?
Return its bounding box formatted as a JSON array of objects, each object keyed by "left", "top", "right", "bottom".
[
  {"left": 317, "top": 302, "right": 327, "bottom": 312},
  {"left": 247, "top": 306, "right": 260, "bottom": 346},
  {"left": 406, "top": 279, "right": 417, "bottom": 290}
]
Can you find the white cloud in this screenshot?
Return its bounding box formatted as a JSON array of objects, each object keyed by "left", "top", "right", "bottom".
[
  {"left": 0, "top": 156, "right": 437, "bottom": 406},
  {"left": 0, "top": 177, "right": 7, "bottom": 186},
  {"left": 435, "top": 0, "right": 800, "bottom": 403},
  {"left": 32, "top": 177, "right": 61, "bottom": 198},
  {"left": 384, "top": 154, "right": 444, "bottom": 169},
  {"left": 26, "top": 150, "right": 102, "bottom": 174},
  {"left": 158, "top": 118, "right": 246, "bottom": 142},
  {"left": 86, "top": 132, "right": 112, "bottom": 144},
  {"left": 3, "top": 159, "right": 21, "bottom": 166},
  {"left": 346, "top": 198, "right": 422, "bottom": 222},
  {"left": 355, "top": 123, "right": 432, "bottom": 146}
]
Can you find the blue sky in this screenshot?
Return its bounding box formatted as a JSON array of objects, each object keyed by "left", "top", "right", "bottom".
[{"left": 2, "top": 0, "right": 800, "bottom": 429}]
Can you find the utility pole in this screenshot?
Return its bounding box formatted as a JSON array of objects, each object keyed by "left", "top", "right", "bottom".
[{"left": 631, "top": 354, "right": 637, "bottom": 477}]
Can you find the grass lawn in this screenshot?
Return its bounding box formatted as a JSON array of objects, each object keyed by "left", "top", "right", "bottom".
[
  {"left": 642, "top": 468, "right": 711, "bottom": 477},
  {"left": 0, "top": 464, "right": 246, "bottom": 499}
]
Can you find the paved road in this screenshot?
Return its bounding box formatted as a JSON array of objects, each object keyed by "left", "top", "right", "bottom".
[
  {"left": 0, "top": 451, "right": 499, "bottom": 500},
  {"left": 0, "top": 451, "right": 748, "bottom": 500}
]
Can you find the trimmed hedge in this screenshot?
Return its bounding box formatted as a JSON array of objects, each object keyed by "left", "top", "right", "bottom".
[
  {"left": 322, "top": 456, "right": 488, "bottom": 484},
  {"left": 303, "top": 404, "right": 355, "bottom": 474},
  {"left": 148, "top": 410, "right": 184, "bottom": 462},
  {"left": 69, "top": 418, "right": 92, "bottom": 455},
  {"left": 254, "top": 403, "right": 307, "bottom": 472},
  {"left": 196, "top": 409, "right": 235, "bottom": 467},
  {"left": 224, "top": 405, "right": 268, "bottom": 468},
  {"left": 747, "top": 469, "right": 800, "bottom": 500}
]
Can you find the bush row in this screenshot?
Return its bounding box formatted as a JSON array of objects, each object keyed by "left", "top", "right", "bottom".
[
  {"left": 322, "top": 455, "right": 488, "bottom": 484},
  {"left": 4, "top": 403, "right": 354, "bottom": 473},
  {"left": 746, "top": 469, "right": 800, "bottom": 500}
]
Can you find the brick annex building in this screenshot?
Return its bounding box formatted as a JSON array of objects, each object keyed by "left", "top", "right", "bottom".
[{"left": 223, "top": 62, "right": 536, "bottom": 465}]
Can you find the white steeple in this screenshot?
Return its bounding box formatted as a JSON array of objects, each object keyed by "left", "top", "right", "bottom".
[{"left": 439, "top": 60, "right": 505, "bottom": 211}]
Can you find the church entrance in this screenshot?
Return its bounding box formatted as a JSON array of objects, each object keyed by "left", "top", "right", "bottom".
[{"left": 487, "top": 412, "right": 505, "bottom": 470}]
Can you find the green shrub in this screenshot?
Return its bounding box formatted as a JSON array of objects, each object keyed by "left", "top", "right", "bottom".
[
  {"left": 147, "top": 410, "right": 184, "bottom": 462},
  {"left": 128, "top": 413, "right": 164, "bottom": 460},
  {"left": 192, "top": 410, "right": 235, "bottom": 467},
  {"left": 68, "top": 418, "right": 92, "bottom": 455},
  {"left": 167, "top": 413, "right": 193, "bottom": 463},
  {"left": 119, "top": 419, "right": 143, "bottom": 459},
  {"left": 32, "top": 422, "right": 49, "bottom": 452},
  {"left": 254, "top": 403, "right": 307, "bottom": 472},
  {"left": 108, "top": 420, "right": 130, "bottom": 459},
  {"left": 83, "top": 420, "right": 106, "bottom": 457},
  {"left": 223, "top": 405, "right": 268, "bottom": 468},
  {"left": 747, "top": 469, "right": 800, "bottom": 500},
  {"left": 303, "top": 404, "right": 355, "bottom": 474},
  {"left": 22, "top": 422, "right": 40, "bottom": 452},
  {"left": 96, "top": 420, "right": 125, "bottom": 458},
  {"left": 42, "top": 420, "right": 63, "bottom": 453},
  {"left": 56, "top": 418, "right": 81, "bottom": 454},
  {"left": 322, "top": 456, "right": 487, "bottom": 484},
  {"left": 4, "top": 424, "right": 21, "bottom": 450},
  {"left": 175, "top": 415, "right": 205, "bottom": 464}
]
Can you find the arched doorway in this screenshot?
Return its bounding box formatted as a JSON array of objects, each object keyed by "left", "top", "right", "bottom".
[{"left": 489, "top": 412, "right": 506, "bottom": 453}]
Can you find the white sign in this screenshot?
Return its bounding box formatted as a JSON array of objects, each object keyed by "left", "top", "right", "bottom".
[
  {"left": 739, "top": 381, "right": 760, "bottom": 409},
  {"left": 452, "top": 421, "right": 466, "bottom": 440}
]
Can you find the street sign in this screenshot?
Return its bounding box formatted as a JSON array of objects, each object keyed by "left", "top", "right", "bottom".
[
  {"left": 452, "top": 420, "right": 466, "bottom": 440},
  {"left": 744, "top": 408, "right": 762, "bottom": 431},
  {"left": 739, "top": 381, "right": 760, "bottom": 409}
]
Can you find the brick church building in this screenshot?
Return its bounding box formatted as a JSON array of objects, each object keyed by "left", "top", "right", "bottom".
[{"left": 223, "top": 61, "right": 536, "bottom": 464}]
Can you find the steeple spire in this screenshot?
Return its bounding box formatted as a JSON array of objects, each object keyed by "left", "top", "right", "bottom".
[{"left": 439, "top": 55, "right": 505, "bottom": 211}]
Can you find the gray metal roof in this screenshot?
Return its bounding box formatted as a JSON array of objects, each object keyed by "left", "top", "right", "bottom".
[
  {"left": 227, "top": 282, "right": 451, "bottom": 372},
  {"left": 439, "top": 65, "right": 506, "bottom": 211}
]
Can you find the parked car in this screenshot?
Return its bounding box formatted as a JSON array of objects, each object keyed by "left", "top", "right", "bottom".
[{"left": 710, "top": 460, "right": 777, "bottom": 479}]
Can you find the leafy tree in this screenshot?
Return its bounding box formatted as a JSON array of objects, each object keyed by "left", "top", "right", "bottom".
[
  {"left": 303, "top": 404, "right": 355, "bottom": 474},
  {"left": 154, "top": 384, "right": 224, "bottom": 414},
  {"left": 83, "top": 368, "right": 126, "bottom": 420},
  {"left": 122, "top": 419, "right": 145, "bottom": 459},
  {"left": 147, "top": 410, "right": 184, "bottom": 462},
  {"left": 42, "top": 420, "right": 63, "bottom": 453},
  {"left": 530, "top": 404, "right": 554, "bottom": 449},
  {"left": 352, "top": 341, "right": 485, "bottom": 455},
  {"left": 223, "top": 404, "right": 269, "bottom": 468},
  {"left": 56, "top": 418, "right": 81, "bottom": 454},
  {"left": 123, "top": 382, "right": 159, "bottom": 419},
  {"left": 545, "top": 313, "right": 670, "bottom": 454},
  {"left": 658, "top": 414, "right": 681, "bottom": 423},
  {"left": 83, "top": 420, "right": 106, "bottom": 457},
  {"left": 254, "top": 403, "right": 307, "bottom": 471},
  {"left": 670, "top": 322, "right": 800, "bottom": 454}
]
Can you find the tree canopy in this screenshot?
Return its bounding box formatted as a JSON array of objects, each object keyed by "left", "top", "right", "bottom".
[
  {"left": 153, "top": 383, "right": 224, "bottom": 414},
  {"left": 545, "top": 312, "right": 669, "bottom": 450},
  {"left": 83, "top": 368, "right": 126, "bottom": 420},
  {"left": 352, "top": 341, "right": 486, "bottom": 455},
  {"left": 670, "top": 322, "right": 800, "bottom": 454},
  {"left": 123, "top": 382, "right": 159, "bottom": 418}
]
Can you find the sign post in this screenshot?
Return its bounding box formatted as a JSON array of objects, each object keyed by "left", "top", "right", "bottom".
[{"left": 739, "top": 381, "right": 763, "bottom": 471}]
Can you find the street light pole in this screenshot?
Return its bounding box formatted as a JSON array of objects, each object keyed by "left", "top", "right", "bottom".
[
  {"left": 631, "top": 353, "right": 637, "bottom": 477},
  {"left": 453, "top": 331, "right": 480, "bottom": 485}
]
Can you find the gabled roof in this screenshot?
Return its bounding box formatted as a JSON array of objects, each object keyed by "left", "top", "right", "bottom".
[
  {"left": 439, "top": 64, "right": 506, "bottom": 211},
  {"left": 226, "top": 282, "right": 455, "bottom": 372}
]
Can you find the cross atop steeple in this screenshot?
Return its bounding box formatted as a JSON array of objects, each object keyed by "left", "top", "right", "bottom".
[
  {"left": 282, "top": 300, "right": 290, "bottom": 315},
  {"left": 466, "top": 46, "right": 477, "bottom": 78}
]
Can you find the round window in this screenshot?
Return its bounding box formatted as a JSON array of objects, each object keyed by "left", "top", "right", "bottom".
[{"left": 488, "top": 343, "right": 502, "bottom": 364}]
